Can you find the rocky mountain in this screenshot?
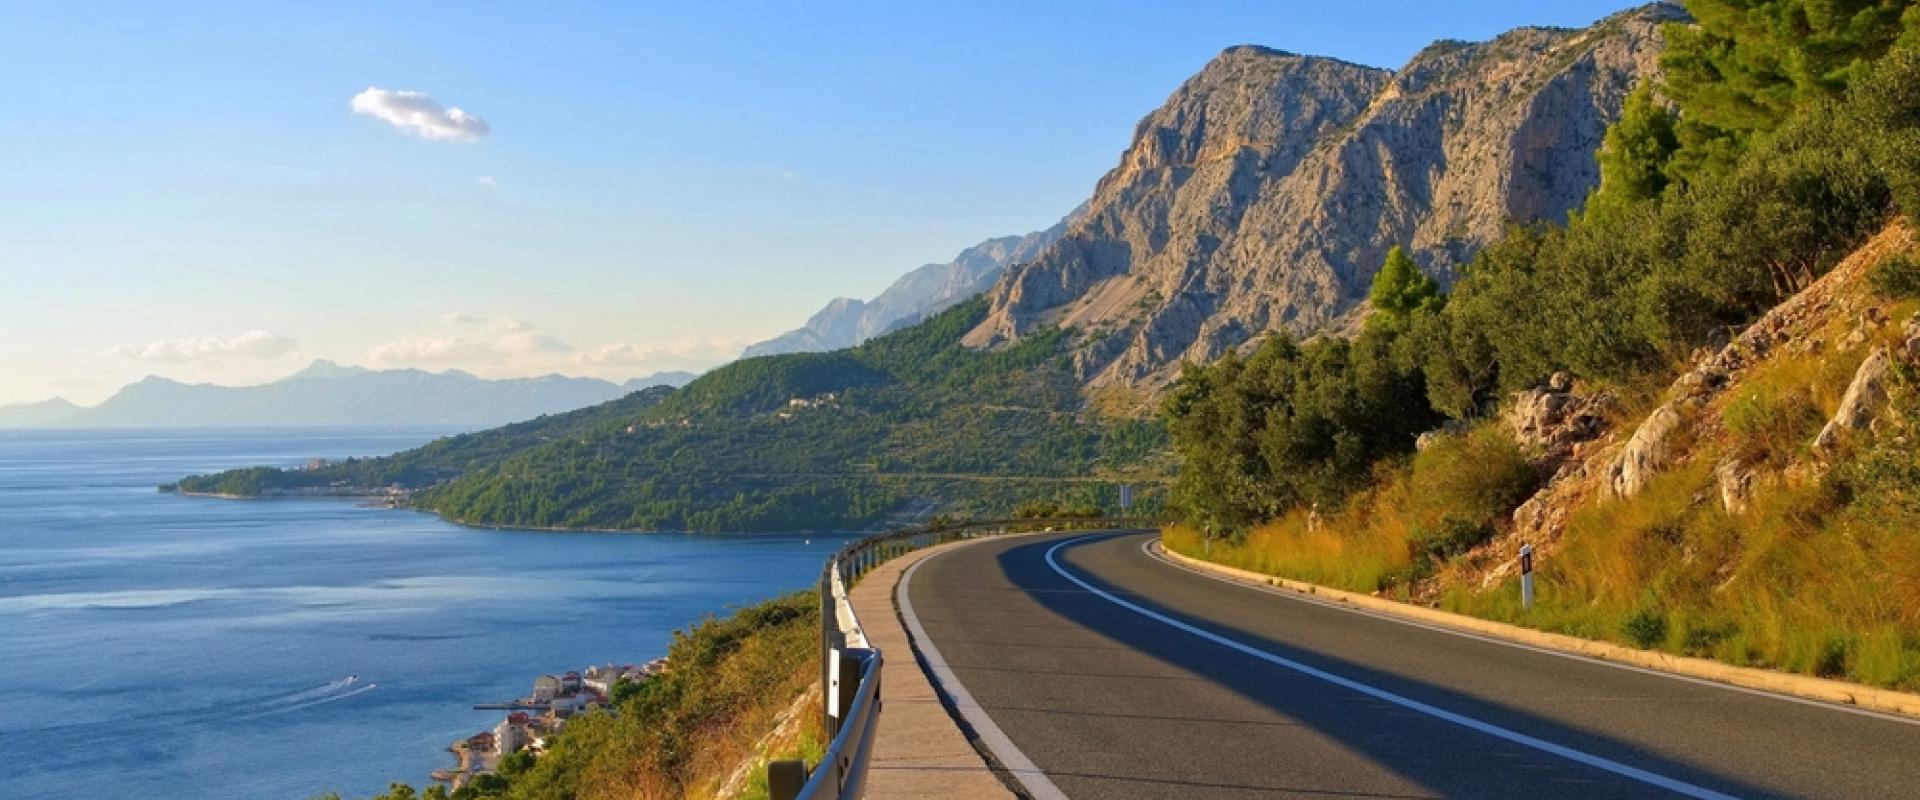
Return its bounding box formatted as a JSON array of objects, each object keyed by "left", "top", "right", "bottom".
[
  {"left": 6, "top": 361, "right": 698, "bottom": 428},
  {"left": 965, "top": 3, "right": 1682, "bottom": 390},
  {"left": 743, "top": 210, "right": 1079, "bottom": 357}
]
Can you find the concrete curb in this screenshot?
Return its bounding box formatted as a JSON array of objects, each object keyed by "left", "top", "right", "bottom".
[
  {"left": 1152, "top": 540, "right": 1920, "bottom": 722},
  {"left": 844, "top": 536, "right": 1021, "bottom": 800}
]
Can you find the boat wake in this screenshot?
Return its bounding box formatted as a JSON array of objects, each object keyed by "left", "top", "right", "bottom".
[{"left": 239, "top": 680, "right": 379, "bottom": 720}]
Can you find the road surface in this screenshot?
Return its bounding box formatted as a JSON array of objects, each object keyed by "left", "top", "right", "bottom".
[{"left": 901, "top": 532, "right": 1920, "bottom": 799}]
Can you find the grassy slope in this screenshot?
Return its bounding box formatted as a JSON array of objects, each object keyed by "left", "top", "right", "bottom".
[
  {"left": 176, "top": 299, "right": 1171, "bottom": 532},
  {"left": 1168, "top": 226, "right": 1920, "bottom": 690},
  {"left": 349, "top": 593, "right": 823, "bottom": 800}
]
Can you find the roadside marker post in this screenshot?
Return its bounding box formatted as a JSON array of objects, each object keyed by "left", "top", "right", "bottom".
[{"left": 1519, "top": 544, "right": 1535, "bottom": 611}]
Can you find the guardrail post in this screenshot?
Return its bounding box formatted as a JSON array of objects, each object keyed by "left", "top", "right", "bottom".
[
  {"left": 829, "top": 647, "right": 863, "bottom": 730},
  {"left": 767, "top": 759, "right": 808, "bottom": 800}
]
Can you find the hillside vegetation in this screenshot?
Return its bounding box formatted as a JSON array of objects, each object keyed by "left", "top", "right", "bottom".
[
  {"left": 330, "top": 593, "right": 822, "bottom": 800},
  {"left": 1165, "top": 0, "right": 1920, "bottom": 690},
  {"left": 175, "top": 299, "right": 1168, "bottom": 531}
]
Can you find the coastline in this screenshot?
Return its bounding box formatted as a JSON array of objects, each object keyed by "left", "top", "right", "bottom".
[{"left": 168, "top": 483, "right": 911, "bottom": 535}]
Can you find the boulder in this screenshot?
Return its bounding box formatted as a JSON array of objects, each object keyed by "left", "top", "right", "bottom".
[
  {"left": 1814, "top": 347, "right": 1893, "bottom": 452},
  {"left": 1611, "top": 404, "right": 1684, "bottom": 498}
]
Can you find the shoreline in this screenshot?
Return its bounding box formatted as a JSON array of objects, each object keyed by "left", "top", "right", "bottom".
[{"left": 170, "top": 485, "right": 902, "bottom": 536}]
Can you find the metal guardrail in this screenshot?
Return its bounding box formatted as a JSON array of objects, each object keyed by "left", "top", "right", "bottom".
[{"left": 767, "top": 517, "right": 1148, "bottom": 800}]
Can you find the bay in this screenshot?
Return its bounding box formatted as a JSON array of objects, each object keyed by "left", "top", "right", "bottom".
[{"left": 0, "top": 428, "right": 851, "bottom": 800}]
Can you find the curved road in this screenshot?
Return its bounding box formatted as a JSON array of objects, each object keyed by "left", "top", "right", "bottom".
[{"left": 901, "top": 532, "right": 1920, "bottom": 799}]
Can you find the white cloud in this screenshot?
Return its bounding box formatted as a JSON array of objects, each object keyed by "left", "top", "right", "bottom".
[
  {"left": 367, "top": 336, "right": 494, "bottom": 365},
  {"left": 493, "top": 332, "right": 570, "bottom": 354},
  {"left": 573, "top": 337, "right": 747, "bottom": 369},
  {"left": 368, "top": 331, "right": 570, "bottom": 366},
  {"left": 106, "top": 330, "right": 299, "bottom": 363},
  {"left": 477, "top": 175, "right": 500, "bottom": 189},
  {"left": 442, "top": 312, "right": 534, "bottom": 333},
  {"left": 350, "top": 87, "right": 490, "bottom": 141}
]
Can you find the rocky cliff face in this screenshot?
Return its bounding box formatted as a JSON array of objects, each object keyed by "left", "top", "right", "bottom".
[
  {"left": 743, "top": 211, "right": 1077, "bottom": 357},
  {"left": 965, "top": 4, "right": 1682, "bottom": 390}
]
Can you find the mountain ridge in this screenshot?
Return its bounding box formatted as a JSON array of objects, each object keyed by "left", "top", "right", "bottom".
[
  {"left": 743, "top": 207, "right": 1082, "bottom": 357},
  {"left": 966, "top": 3, "right": 1682, "bottom": 391},
  {"left": 2, "top": 361, "right": 697, "bottom": 428}
]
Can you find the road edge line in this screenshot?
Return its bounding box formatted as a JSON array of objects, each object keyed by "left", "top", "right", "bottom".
[
  {"left": 897, "top": 536, "right": 1072, "bottom": 800},
  {"left": 1148, "top": 537, "right": 1920, "bottom": 724},
  {"left": 1048, "top": 536, "right": 1739, "bottom": 800}
]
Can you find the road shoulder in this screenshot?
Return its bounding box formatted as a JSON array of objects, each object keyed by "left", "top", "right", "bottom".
[
  {"left": 846, "top": 536, "right": 1019, "bottom": 800},
  {"left": 1151, "top": 538, "right": 1920, "bottom": 722}
]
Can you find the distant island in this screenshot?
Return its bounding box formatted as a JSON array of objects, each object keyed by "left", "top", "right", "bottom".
[{"left": 0, "top": 360, "right": 696, "bottom": 429}]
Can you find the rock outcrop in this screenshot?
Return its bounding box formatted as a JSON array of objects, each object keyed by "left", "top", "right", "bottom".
[
  {"left": 1506, "top": 371, "right": 1618, "bottom": 472},
  {"left": 1814, "top": 347, "right": 1894, "bottom": 451},
  {"left": 1610, "top": 405, "right": 1684, "bottom": 498},
  {"left": 964, "top": 4, "right": 1682, "bottom": 390}
]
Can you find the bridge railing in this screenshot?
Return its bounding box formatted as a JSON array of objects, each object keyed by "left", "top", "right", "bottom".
[{"left": 767, "top": 516, "right": 1148, "bottom": 800}]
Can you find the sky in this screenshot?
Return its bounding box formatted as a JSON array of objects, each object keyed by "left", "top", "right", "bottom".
[{"left": 0, "top": 0, "right": 1643, "bottom": 406}]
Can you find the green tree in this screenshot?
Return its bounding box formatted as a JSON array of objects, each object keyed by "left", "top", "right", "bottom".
[
  {"left": 1367, "top": 246, "right": 1441, "bottom": 323},
  {"left": 1847, "top": 45, "right": 1920, "bottom": 225},
  {"left": 1661, "top": 0, "right": 1920, "bottom": 178},
  {"left": 1588, "top": 83, "right": 1681, "bottom": 217}
]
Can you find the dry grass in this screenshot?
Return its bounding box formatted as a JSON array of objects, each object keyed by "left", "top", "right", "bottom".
[
  {"left": 1444, "top": 330, "right": 1920, "bottom": 689},
  {"left": 1168, "top": 288, "right": 1920, "bottom": 689},
  {"left": 1162, "top": 423, "right": 1533, "bottom": 597}
]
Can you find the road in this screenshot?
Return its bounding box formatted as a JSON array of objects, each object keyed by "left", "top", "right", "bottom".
[{"left": 901, "top": 532, "right": 1920, "bottom": 799}]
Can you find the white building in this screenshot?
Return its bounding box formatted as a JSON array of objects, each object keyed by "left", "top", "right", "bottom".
[
  {"left": 531, "top": 675, "right": 562, "bottom": 703},
  {"left": 494, "top": 712, "right": 532, "bottom": 755}
]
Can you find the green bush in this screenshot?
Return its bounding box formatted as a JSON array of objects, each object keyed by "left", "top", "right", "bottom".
[
  {"left": 1412, "top": 517, "right": 1497, "bottom": 562},
  {"left": 1408, "top": 424, "right": 1538, "bottom": 529},
  {"left": 1870, "top": 255, "right": 1920, "bottom": 298},
  {"left": 1623, "top": 606, "right": 1669, "bottom": 649}
]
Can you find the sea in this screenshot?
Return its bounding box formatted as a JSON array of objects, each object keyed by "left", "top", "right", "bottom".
[{"left": 0, "top": 428, "right": 854, "bottom": 800}]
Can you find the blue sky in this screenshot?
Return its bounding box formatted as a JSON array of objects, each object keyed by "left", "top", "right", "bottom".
[{"left": 0, "top": 0, "right": 1642, "bottom": 405}]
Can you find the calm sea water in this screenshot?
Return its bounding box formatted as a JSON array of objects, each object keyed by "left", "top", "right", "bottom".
[{"left": 0, "top": 428, "right": 853, "bottom": 800}]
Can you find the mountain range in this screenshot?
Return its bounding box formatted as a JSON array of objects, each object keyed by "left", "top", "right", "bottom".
[
  {"left": 1, "top": 361, "right": 696, "bottom": 428},
  {"left": 743, "top": 208, "right": 1082, "bottom": 357},
  {"left": 173, "top": 5, "right": 1676, "bottom": 529}
]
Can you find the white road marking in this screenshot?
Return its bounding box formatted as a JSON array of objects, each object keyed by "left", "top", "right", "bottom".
[
  {"left": 900, "top": 546, "right": 1071, "bottom": 800},
  {"left": 1141, "top": 537, "right": 1920, "bottom": 728},
  {"left": 1046, "top": 536, "right": 1739, "bottom": 800}
]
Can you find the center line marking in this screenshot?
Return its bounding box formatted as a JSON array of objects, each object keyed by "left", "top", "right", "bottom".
[{"left": 1044, "top": 535, "right": 1739, "bottom": 800}]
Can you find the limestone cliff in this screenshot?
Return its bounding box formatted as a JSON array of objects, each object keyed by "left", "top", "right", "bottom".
[{"left": 965, "top": 4, "right": 1683, "bottom": 390}]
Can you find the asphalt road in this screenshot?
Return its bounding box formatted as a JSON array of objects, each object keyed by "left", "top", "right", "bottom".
[{"left": 902, "top": 532, "right": 1920, "bottom": 800}]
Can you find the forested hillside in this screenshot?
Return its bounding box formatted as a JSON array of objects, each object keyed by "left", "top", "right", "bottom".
[
  {"left": 1166, "top": 0, "right": 1920, "bottom": 689},
  {"left": 172, "top": 299, "right": 1167, "bottom": 531}
]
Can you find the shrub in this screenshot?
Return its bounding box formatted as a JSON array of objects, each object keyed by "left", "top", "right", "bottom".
[
  {"left": 1869, "top": 255, "right": 1920, "bottom": 298},
  {"left": 1407, "top": 424, "right": 1538, "bottom": 530},
  {"left": 1412, "top": 516, "right": 1496, "bottom": 562},
  {"left": 1623, "top": 606, "right": 1669, "bottom": 649}
]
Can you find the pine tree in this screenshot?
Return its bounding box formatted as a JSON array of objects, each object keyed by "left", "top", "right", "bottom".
[
  {"left": 1368, "top": 245, "right": 1441, "bottom": 323},
  {"left": 1660, "top": 0, "right": 1920, "bottom": 179},
  {"left": 1589, "top": 84, "right": 1680, "bottom": 214}
]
